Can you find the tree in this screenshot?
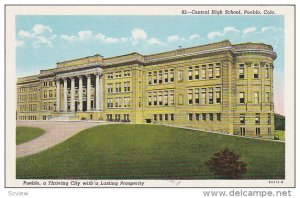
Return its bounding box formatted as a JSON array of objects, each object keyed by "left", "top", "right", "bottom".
[
  {"left": 274, "top": 113, "right": 285, "bottom": 130},
  {"left": 205, "top": 148, "right": 247, "bottom": 179}
]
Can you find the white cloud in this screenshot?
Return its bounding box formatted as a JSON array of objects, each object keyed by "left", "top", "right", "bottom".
[
  {"left": 95, "top": 33, "right": 123, "bottom": 44},
  {"left": 167, "top": 35, "right": 181, "bottom": 43},
  {"left": 243, "top": 26, "right": 256, "bottom": 35},
  {"left": 17, "top": 24, "right": 56, "bottom": 48},
  {"left": 60, "top": 34, "right": 77, "bottom": 42},
  {"left": 16, "top": 39, "right": 25, "bottom": 47},
  {"left": 207, "top": 31, "right": 223, "bottom": 39},
  {"left": 131, "top": 28, "right": 147, "bottom": 40},
  {"left": 147, "top": 38, "right": 164, "bottom": 46},
  {"left": 32, "top": 24, "right": 52, "bottom": 35},
  {"left": 189, "top": 34, "right": 200, "bottom": 40},
  {"left": 224, "top": 26, "right": 240, "bottom": 33},
  {"left": 18, "top": 30, "right": 31, "bottom": 38},
  {"left": 261, "top": 26, "right": 283, "bottom": 32},
  {"left": 78, "top": 30, "right": 92, "bottom": 40}
]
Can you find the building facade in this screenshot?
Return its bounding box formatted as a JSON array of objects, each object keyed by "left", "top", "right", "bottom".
[{"left": 17, "top": 40, "right": 276, "bottom": 136}]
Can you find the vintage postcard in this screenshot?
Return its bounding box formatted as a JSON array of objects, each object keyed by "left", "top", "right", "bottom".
[{"left": 5, "top": 5, "right": 295, "bottom": 188}]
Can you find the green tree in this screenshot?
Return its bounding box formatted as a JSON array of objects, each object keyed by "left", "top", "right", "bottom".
[
  {"left": 205, "top": 148, "right": 247, "bottom": 179},
  {"left": 274, "top": 113, "right": 285, "bottom": 130}
]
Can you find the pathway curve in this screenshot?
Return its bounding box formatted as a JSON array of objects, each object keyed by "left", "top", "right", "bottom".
[{"left": 16, "top": 121, "right": 105, "bottom": 158}]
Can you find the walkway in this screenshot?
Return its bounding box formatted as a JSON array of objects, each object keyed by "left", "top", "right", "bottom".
[{"left": 16, "top": 121, "right": 105, "bottom": 158}]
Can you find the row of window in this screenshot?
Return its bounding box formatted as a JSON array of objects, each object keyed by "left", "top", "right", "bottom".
[
  {"left": 148, "top": 90, "right": 175, "bottom": 106},
  {"left": 239, "top": 63, "right": 271, "bottom": 79},
  {"left": 239, "top": 91, "right": 271, "bottom": 104},
  {"left": 43, "top": 81, "right": 55, "bottom": 87},
  {"left": 188, "top": 87, "right": 221, "bottom": 105},
  {"left": 43, "top": 90, "right": 55, "bottom": 99},
  {"left": 19, "top": 95, "right": 27, "bottom": 102},
  {"left": 107, "top": 97, "right": 131, "bottom": 108},
  {"left": 187, "top": 63, "right": 221, "bottom": 81},
  {"left": 153, "top": 114, "right": 175, "bottom": 122},
  {"left": 106, "top": 114, "right": 130, "bottom": 121},
  {"left": 188, "top": 113, "right": 221, "bottom": 122},
  {"left": 107, "top": 70, "right": 131, "bottom": 79},
  {"left": 107, "top": 81, "right": 131, "bottom": 93},
  {"left": 19, "top": 104, "right": 38, "bottom": 112},
  {"left": 28, "top": 93, "right": 38, "bottom": 101},
  {"left": 43, "top": 102, "right": 54, "bottom": 111},
  {"left": 19, "top": 116, "right": 37, "bottom": 120},
  {"left": 240, "top": 113, "right": 272, "bottom": 125},
  {"left": 147, "top": 69, "right": 175, "bottom": 85},
  {"left": 239, "top": 127, "right": 272, "bottom": 136},
  {"left": 19, "top": 86, "right": 39, "bottom": 92}
]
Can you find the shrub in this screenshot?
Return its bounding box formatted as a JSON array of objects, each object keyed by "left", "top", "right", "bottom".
[{"left": 205, "top": 148, "right": 247, "bottom": 179}]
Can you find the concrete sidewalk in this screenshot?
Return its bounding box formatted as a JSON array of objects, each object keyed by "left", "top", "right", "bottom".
[{"left": 16, "top": 121, "right": 105, "bottom": 158}]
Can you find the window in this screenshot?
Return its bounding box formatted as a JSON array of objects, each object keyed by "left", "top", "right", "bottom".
[
  {"left": 239, "top": 92, "right": 245, "bottom": 104},
  {"left": 153, "top": 71, "right": 157, "bottom": 84},
  {"left": 148, "top": 92, "right": 152, "bottom": 106},
  {"left": 195, "top": 88, "right": 200, "bottom": 104},
  {"left": 153, "top": 92, "right": 157, "bottom": 106},
  {"left": 265, "top": 66, "right": 269, "bottom": 78},
  {"left": 188, "top": 67, "right": 193, "bottom": 80},
  {"left": 44, "top": 90, "right": 47, "bottom": 99},
  {"left": 107, "top": 73, "right": 113, "bottom": 79},
  {"left": 115, "top": 97, "right": 121, "bottom": 107},
  {"left": 170, "top": 69, "right": 174, "bottom": 82},
  {"left": 178, "top": 70, "right": 183, "bottom": 81},
  {"left": 202, "top": 113, "right": 206, "bottom": 121},
  {"left": 254, "top": 64, "right": 259, "bottom": 78},
  {"left": 256, "top": 128, "right": 261, "bottom": 136},
  {"left": 115, "top": 114, "right": 121, "bottom": 121},
  {"left": 201, "top": 89, "right": 206, "bottom": 104},
  {"left": 240, "top": 128, "right": 245, "bottom": 136},
  {"left": 153, "top": 114, "right": 157, "bottom": 121},
  {"left": 254, "top": 92, "right": 259, "bottom": 104},
  {"left": 195, "top": 113, "right": 200, "bottom": 121},
  {"left": 158, "top": 91, "right": 163, "bottom": 105},
  {"left": 215, "top": 88, "right": 221, "bottom": 104},
  {"left": 266, "top": 92, "right": 270, "bottom": 103},
  {"left": 208, "top": 92, "right": 213, "bottom": 104},
  {"left": 158, "top": 71, "right": 163, "bottom": 84},
  {"left": 124, "top": 114, "right": 130, "bottom": 121},
  {"left": 159, "top": 114, "right": 163, "bottom": 121},
  {"left": 240, "top": 114, "right": 245, "bottom": 124},
  {"left": 268, "top": 128, "right": 272, "bottom": 135},
  {"left": 165, "top": 114, "right": 168, "bottom": 121},
  {"left": 49, "top": 90, "right": 53, "bottom": 98},
  {"left": 124, "top": 81, "right": 130, "bottom": 92},
  {"left": 164, "top": 91, "right": 168, "bottom": 106},
  {"left": 107, "top": 98, "right": 113, "bottom": 108},
  {"left": 115, "top": 82, "right": 121, "bottom": 93},
  {"left": 215, "top": 63, "right": 221, "bottom": 78},
  {"left": 188, "top": 113, "right": 193, "bottom": 121},
  {"left": 107, "top": 83, "right": 113, "bottom": 93},
  {"left": 115, "top": 71, "right": 122, "bottom": 78},
  {"left": 217, "top": 113, "right": 221, "bottom": 121},
  {"left": 201, "top": 65, "right": 206, "bottom": 79},
  {"left": 208, "top": 64, "right": 213, "bottom": 79},
  {"left": 124, "top": 70, "right": 131, "bottom": 77},
  {"left": 170, "top": 114, "right": 174, "bottom": 121},
  {"left": 268, "top": 113, "right": 271, "bottom": 124},
  {"left": 169, "top": 90, "right": 174, "bottom": 105},
  {"left": 209, "top": 113, "right": 213, "bottom": 121},
  {"left": 195, "top": 66, "right": 200, "bottom": 80},
  {"left": 124, "top": 97, "right": 130, "bottom": 107},
  {"left": 239, "top": 64, "right": 245, "bottom": 79},
  {"left": 164, "top": 70, "right": 169, "bottom": 83},
  {"left": 255, "top": 113, "right": 260, "bottom": 125},
  {"left": 148, "top": 72, "right": 152, "bottom": 85},
  {"left": 188, "top": 89, "right": 193, "bottom": 104}
]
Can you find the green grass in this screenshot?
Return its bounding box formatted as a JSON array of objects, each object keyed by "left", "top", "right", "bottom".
[
  {"left": 16, "top": 124, "right": 285, "bottom": 179},
  {"left": 16, "top": 127, "right": 45, "bottom": 145},
  {"left": 275, "top": 130, "right": 285, "bottom": 141}
]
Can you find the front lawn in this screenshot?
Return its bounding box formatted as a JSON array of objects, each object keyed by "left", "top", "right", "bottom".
[
  {"left": 16, "top": 127, "right": 45, "bottom": 145},
  {"left": 16, "top": 124, "right": 285, "bottom": 179}
]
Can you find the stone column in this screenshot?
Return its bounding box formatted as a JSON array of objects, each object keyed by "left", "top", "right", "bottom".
[
  {"left": 63, "top": 78, "right": 68, "bottom": 112},
  {"left": 70, "top": 77, "right": 75, "bottom": 111},
  {"left": 56, "top": 79, "right": 60, "bottom": 111},
  {"left": 99, "top": 76, "right": 103, "bottom": 110},
  {"left": 78, "top": 76, "right": 83, "bottom": 111},
  {"left": 86, "top": 75, "right": 91, "bottom": 111},
  {"left": 95, "top": 73, "right": 100, "bottom": 111}
]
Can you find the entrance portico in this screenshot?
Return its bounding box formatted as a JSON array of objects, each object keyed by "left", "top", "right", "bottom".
[{"left": 55, "top": 68, "right": 103, "bottom": 113}]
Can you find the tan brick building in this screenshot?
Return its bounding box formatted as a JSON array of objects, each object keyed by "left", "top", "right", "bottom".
[{"left": 16, "top": 40, "right": 276, "bottom": 136}]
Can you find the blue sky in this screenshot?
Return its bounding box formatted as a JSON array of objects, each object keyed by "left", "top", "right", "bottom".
[{"left": 16, "top": 15, "right": 284, "bottom": 114}]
